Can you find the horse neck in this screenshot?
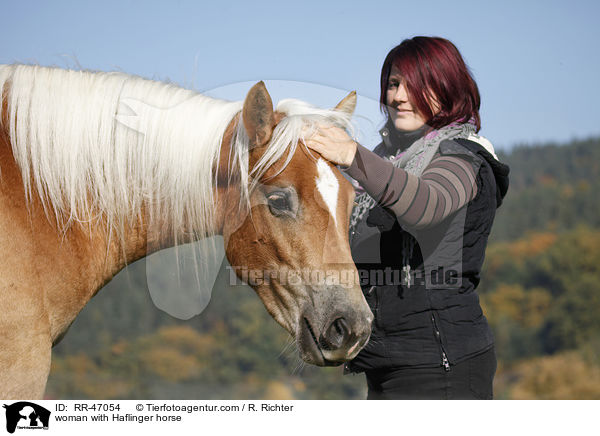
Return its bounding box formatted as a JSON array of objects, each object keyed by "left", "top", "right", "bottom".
[
  {"left": 0, "top": 111, "right": 233, "bottom": 304},
  {"left": 119, "top": 115, "right": 244, "bottom": 265},
  {"left": 0, "top": 67, "right": 248, "bottom": 343}
]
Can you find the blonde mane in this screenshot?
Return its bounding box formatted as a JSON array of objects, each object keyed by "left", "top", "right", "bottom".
[{"left": 0, "top": 64, "right": 353, "bottom": 246}]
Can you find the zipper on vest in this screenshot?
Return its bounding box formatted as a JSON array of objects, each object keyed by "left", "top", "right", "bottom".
[
  {"left": 431, "top": 313, "right": 451, "bottom": 372},
  {"left": 368, "top": 286, "right": 383, "bottom": 330}
]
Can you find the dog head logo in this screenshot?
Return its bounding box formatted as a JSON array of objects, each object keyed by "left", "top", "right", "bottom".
[{"left": 3, "top": 402, "right": 50, "bottom": 433}]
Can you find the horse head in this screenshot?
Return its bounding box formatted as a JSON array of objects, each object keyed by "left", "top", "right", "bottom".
[{"left": 219, "top": 83, "right": 373, "bottom": 366}]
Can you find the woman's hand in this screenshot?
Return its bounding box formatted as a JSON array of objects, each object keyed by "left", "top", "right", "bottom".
[{"left": 304, "top": 124, "right": 358, "bottom": 167}]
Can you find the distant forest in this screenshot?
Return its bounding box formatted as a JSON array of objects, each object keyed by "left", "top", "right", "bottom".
[{"left": 47, "top": 136, "right": 600, "bottom": 400}]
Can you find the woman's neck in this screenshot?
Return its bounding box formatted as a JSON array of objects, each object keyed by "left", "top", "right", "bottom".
[{"left": 382, "top": 122, "right": 428, "bottom": 154}]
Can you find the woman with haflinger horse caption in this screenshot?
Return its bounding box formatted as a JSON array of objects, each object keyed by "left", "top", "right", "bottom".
[{"left": 306, "top": 36, "right": 510, "bottom": 399}]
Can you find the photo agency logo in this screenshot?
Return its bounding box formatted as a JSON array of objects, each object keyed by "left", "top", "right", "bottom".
[{"left": 3, "top": 402, "right": 50, "bottom": 433}]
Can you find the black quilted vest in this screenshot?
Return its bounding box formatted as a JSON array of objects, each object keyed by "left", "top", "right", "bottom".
[{"left": 346, "top": 138, "right": 509, "bottom": 372}]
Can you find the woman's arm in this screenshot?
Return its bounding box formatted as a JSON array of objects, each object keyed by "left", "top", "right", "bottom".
[
  {"left": 304, "top": 125, "right": 478, "bottom": 229},
  {"left": 346, "top": 144, "right": 478, "bottom": 228}
]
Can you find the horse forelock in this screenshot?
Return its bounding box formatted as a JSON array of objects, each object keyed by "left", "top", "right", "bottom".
[{"left": 239, "top": 99, "right": 354, "bottom": 201}]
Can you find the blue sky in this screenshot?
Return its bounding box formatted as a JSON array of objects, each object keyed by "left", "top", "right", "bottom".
[{"left": 1, "top": 0, "right": 598, "bottom": 150}]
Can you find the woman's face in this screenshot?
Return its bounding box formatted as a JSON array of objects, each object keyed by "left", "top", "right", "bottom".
[{"left": 386, "top": 64, "right": 438, "bottom": 132}]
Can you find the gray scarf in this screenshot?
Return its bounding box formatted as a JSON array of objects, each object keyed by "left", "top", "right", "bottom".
[{"left": 349, "top": 120, "right": 477, "bottom": 231}]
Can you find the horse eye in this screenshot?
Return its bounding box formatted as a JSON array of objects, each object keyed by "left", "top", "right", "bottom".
[{"left": 267, "top": 193, "right": 290, "bottom": 215}]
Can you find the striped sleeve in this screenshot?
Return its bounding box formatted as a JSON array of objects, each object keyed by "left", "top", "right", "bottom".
[
  {"left": 345, "top": 145, "right": 478, "bottom": 228},
  {"left": 389, "top": 152, "right": 478, "bottom": 228}
]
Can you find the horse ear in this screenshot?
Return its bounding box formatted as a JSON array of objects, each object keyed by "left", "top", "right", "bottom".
[
  {"left": 243, "top": 81, "right": 275, "bottom": 148},
  {"left": 334, "top": 91, "right": 357, "bottom": 115}
]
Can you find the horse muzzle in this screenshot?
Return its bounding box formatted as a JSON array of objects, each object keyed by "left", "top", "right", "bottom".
[{"left": 297, "top": 293, "right": 373, "bottom": 366}]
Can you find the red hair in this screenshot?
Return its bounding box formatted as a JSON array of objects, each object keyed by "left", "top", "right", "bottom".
[{"left": 380, "top": 36, "right": 481, "bottom": 131}]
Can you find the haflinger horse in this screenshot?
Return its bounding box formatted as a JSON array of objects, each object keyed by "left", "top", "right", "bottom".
[{"left": 0, "top": 65, "right": 373, "bottom": 399}]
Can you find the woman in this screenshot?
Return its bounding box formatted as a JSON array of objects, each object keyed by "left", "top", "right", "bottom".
[{"left": 307, "top": 36, "right": 510, "bottom": 399}]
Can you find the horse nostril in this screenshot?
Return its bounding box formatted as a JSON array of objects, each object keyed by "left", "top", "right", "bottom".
[{"left": 320, "top": 317, "right": 350, "bottom": 351}]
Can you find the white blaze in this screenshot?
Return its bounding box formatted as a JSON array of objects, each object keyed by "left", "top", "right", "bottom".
[{"left": 316, "top": 158, "right": 339, "bottom": 226}]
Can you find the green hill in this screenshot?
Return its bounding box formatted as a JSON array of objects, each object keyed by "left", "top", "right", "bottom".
[{"left": 491, "top": 137, "right": 600, "bottom": 241}]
